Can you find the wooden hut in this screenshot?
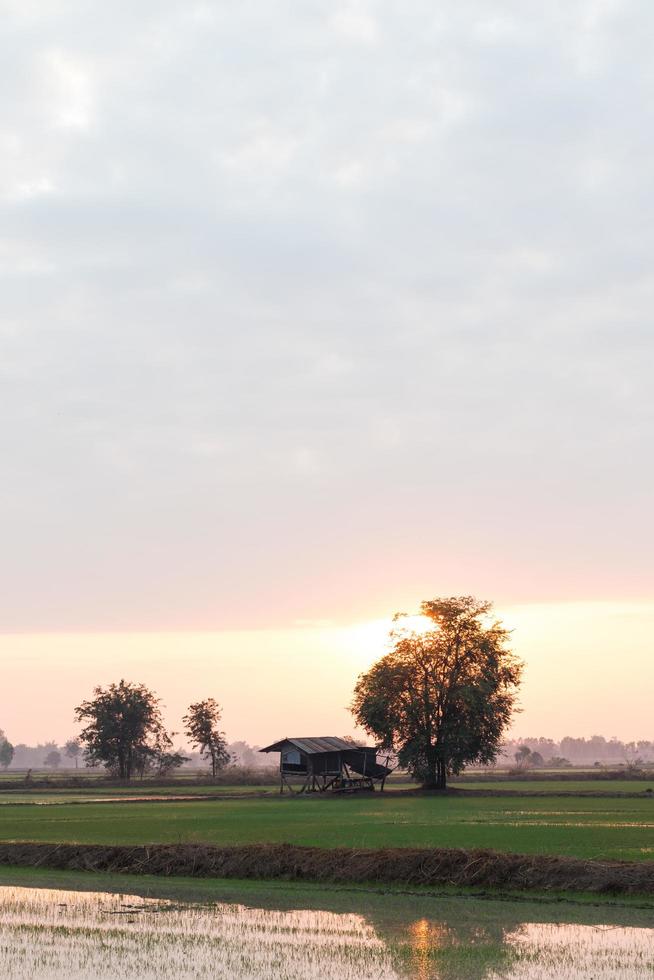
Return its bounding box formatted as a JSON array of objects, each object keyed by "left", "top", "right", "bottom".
[{"left": 260, "top": 736, "right": 393, "bottom": 793}]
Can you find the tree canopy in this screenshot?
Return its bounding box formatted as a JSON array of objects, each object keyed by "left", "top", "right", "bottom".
[
  {"left": 352, "top": 596, "right": 523, "bottom": 789},
  {"left": 183, "top": 699, "right": 231, "bottom": 778},
  {"left": 74, "top": 680, "right": 169, "bottom": 780}
]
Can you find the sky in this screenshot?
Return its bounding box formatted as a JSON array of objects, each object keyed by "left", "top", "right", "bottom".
[
  {"left": 3, "top": 602, "right": 654, "bottom": 746},
  {"left": 1, "top": 1, "right": 653, "bottom": 744}
]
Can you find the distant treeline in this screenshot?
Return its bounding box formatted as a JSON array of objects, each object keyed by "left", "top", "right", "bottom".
[
  {"left": 0, "top": 736, "right": 276, "bottom": 772},
  {"left": 496, "top": 736, "right": 654, "bottom": 767},
  {"left": 3, "top": 733, "right": 653, "bottom": 771}
]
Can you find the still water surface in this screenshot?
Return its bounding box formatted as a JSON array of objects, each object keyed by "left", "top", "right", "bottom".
[{"left": 1, "top": 884, "right": 653, "bottom": 979}]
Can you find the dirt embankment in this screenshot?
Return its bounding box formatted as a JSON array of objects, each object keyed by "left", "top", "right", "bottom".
[{"left": 1, "top": 842, "right": 654, "bottom": 895}]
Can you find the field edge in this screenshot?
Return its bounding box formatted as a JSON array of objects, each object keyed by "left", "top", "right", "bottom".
[{"left": 2, "top": 841, "right": 654, "bottom": 897}]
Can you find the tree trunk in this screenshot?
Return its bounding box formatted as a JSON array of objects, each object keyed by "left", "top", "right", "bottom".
[
  {"left": 422, "top": 748, "right": 439, "bottom": 788},
  {"left": 423, "top": 757, "right": 447, "bottom": 790}
]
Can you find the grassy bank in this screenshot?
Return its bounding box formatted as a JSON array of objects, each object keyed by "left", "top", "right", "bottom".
[
  {"left": 2, "top": 863, "right": 654, "bottom": 913},
  {"left": 3, "top": 777, "right": 654, "bottom": 801},
  {"left": 3, "top": 841, "right": 654, "bottom": 897},
  {"left": 1, "top": 793, "right": 654, "bottom": 861}
]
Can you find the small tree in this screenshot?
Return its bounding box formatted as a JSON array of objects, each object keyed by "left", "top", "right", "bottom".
[
  {"left": 0, "top": 739, "right": 14, "bottom": 770},
  {"left": 64, "top": 739, "right": 81, "bottom": 769},
  {"left": 153, "top": 747, "right": 189, "bottom": 777},
  {"left": 44, "top": 750, "right": 61, "bottom": 769},
  {"left": 352, "top": 596, "right": 523, "bottom": 789},
  {"left": 74, "top": 680, "right": 168, "bottom": 780},
  {"left": 183, "top": 699, "right": 230, "bottom": 778},
  {"left": 514, "top": 745, "right": 532, "bottom": 769},
  {"left": 132, "top": 731, "right": 189, "bottom": 778}
]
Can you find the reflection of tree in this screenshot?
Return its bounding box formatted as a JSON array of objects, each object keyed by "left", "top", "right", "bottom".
[
  {"left": 364, "top": 896, "right": 654, "bottom": 980},
  {"left": 405, "top": 923, "right": 515, "bottom": 980},
  {"left": 370, "top": 911, "right": 516, "bottom": 980}
]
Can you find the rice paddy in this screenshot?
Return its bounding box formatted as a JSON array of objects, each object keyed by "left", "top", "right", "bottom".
[
  {"left": 2, "top": 792, "right": 654, "bottom": 861},
  {"left": 2, "top": 781, "right": 654, "bottom": 975},
  {"left": 2, "top": 880, "right": 653, "bottom": 979}
]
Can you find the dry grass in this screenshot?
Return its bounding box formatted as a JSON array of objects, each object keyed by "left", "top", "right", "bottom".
[{"left": 2, "top": 842, "right": 654, "bottom": 895}]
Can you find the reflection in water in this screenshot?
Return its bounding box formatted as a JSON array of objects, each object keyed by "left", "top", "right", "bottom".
[
  {"left": 0, "top": 886, "right": 401, "bottom": 980},
  {"left": 399, "top": 917, "right": 654, "bottom": 980},
  {"left": 505, "top": 922, "right": 654, "bottom": 979},
  {"left": 408, "top": 918, "right": 453, "bottom": 979},
  {"left": 1, "top": 885, "right": 653, "bottom": 979}
]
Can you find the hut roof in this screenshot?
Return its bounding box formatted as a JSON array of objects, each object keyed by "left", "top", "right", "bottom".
[{"left": 259, "top": 736, "right": 365, "bottom": 754}]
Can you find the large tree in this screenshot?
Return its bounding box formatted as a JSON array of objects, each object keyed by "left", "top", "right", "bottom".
[
  {"left": 74, "top": 680, "right": 168, "bottom": 780},
  {"left": 183, "top": 699, "right": 231, "bottom": 778},
  {"left": 352, "top": 596, "right": 523, "bottom": 789}
]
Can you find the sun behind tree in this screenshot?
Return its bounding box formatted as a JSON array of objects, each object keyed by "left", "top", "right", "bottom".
[{"left": 351, "top": 596, "right": 523, "bottom": 789}]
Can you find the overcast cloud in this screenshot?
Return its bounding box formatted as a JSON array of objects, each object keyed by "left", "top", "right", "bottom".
[{"left": 1, "top": 0, "right": 652, "bottom": 630}]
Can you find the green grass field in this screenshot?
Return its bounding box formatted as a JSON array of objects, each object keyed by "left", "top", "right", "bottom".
[{"left": 1, "top": 793, "right": 654, "bottom": 861}]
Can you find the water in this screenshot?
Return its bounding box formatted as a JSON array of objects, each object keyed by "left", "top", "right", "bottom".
[
  {"left": 1, "top": 883, "right": 653, "bottom": 979},
  {"left": 1, "top": 887, "right": 396, "bottom": 980}
]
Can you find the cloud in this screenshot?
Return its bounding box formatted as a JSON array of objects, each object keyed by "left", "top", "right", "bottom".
[
  {"left": 330, "top": 2, "right": 380, "bottom": 45},
  {"left": 43, "top": 48, "right": 95, "bottom": 129},
  {"left": 1, "top": 0, "right": 653, "bottom": 630}
]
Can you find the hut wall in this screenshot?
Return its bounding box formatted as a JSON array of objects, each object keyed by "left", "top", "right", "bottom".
[
  {"left": 310, "top": 751, "right": 342, "bottom": 774},
  {"left": 281, "top": 749, "right": 307, "bottom": 774}
]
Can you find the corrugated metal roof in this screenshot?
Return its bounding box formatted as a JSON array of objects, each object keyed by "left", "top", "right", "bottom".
[{"left": 260, "top": 736, "right": 366, "bottom": 754}]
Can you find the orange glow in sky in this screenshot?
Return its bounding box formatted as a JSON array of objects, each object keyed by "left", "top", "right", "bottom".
[{"left": 2, "top": 600, "right": 654, "bottom": 747}]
